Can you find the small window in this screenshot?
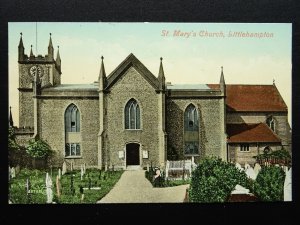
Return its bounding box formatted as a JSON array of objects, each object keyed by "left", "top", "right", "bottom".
[
  {"left": 240, "top": 144, "right": 250, "bottom": 152},
  {"left": 65, "top": 143, "right": 81, "bottom": 157},
  {"left": 266, "top": 116, "right": 275, "bottom": 132},
  {"left": 65, "top": 104, "right": 80, "bottom": 132}
]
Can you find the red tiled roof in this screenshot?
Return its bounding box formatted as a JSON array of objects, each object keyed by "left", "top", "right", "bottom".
[
  {"left": 207, "top": 84, "right": 288, "bottom": 112},
  {"left": 227, "top": 123, "right": 281, "bottom": 143}
]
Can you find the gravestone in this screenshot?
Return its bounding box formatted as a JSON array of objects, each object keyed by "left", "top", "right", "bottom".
[
  {"left": 80, "top": 165, "right": 84, "bottom": 180},
  {"left": 45, "top": 173, "right": 53, "bottom": 203},
  {"left": 58, "top": 168, "right": 61, "bottom": 179},
  {"left": 70, "top": 162, "right": 73, "bottom": 171},
  {"left": 244, "top": 163, "right": 251, "bottom": 170},
  {"left": 26, "top": 178, "right": 31, "bottom": 203},
  {"left": 83, "top": 163, "right": 86, "bottom": 174},
  {"left": 284, "top": 167, "right": 292, "bottom": 201},
  {"left": 105, "top": 164, "right": 108, "bottom": 171},
  {"left": 11, "top": 167, "right": 16, "bottom": 178},
  {"left": 253, "top": 163, "right": 261, "bottom": 176},
  {"left": 245, "top": 165, "right": 257, "bottom": 180},
  {"left": 235, "top": 162, "right": 243, "bottom": 171},
  {"left": 62, "top": 161, "right": 67, "bottom": 175},
  {"left": 56, "top": 175, "right": 61, "bottom": 198},
  {"left": 231, "top": 184, "right": 250, "bottom": 194},
  {"left": 147, "top": 164, "right": 149, "bottom": 172}
]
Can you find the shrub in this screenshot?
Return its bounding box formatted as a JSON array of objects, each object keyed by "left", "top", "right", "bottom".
[
  {"left": 252, "top": 166, "right": 285, "bottom": 201},
  {"left": 26, "top": 138, "right": 53, "bottom": 159},
  {"left": 189, "top": 156, "right": 249, "bottom": 203}
]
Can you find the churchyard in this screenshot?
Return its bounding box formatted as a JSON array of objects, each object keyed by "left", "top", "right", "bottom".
[{"left": 8, "top": 165, "right": 123, "bottom": 204}]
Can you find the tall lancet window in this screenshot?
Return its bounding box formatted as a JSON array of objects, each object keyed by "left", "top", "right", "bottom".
[
  {"left": 184, "top": 104, "right": 199, "bottom": 155},
  {"left": 65, "top": 104, "right": 80, "bottom": 132},
  {"left": 125, "top": 99, "right": 141, "bottom": 129},
  {"left": 266, "top": 116, "right": 275, "bottom": 132}
]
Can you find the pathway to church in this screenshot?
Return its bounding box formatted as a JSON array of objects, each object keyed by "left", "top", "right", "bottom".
[{"left": 97, "top": 170, "right": 189, "bottom": 203}]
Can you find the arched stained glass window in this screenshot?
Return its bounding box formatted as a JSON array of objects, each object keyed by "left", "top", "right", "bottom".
[
  {"left": 125, "top": 99, "right": 140, "bottom": 129},
  {"left": 65, "top": 104, "right": 80, "bottom": 132},
  {"left": 184, "top": 104, "right": 199, "bottom": 155}
]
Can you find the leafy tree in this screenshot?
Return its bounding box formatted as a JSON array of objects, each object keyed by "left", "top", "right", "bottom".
[
  {"left": 26, "top": 138, "right": 53, "bottom": 159},
  {"left": 189, "top": 156, "right": 249, "bottom": 203},
  {"left": 252, "top": 166, "right": 285, "bottom": 201},
  {"left": 8, "top": 127, "right": 20, "bottom": 151}
]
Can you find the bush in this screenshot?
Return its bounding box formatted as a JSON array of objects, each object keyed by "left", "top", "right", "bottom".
[
  {"left": 189, "top": 156, "right": 249, "bottom": 203},
  {"left": 252, "top": 166, "right": 285, "bottom": 201},
  {"left": 26, "top": 138, "right": 52, "bottom": 159}
]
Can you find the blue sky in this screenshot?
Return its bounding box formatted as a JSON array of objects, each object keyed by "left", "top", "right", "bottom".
[{"left": 9, "top": 22, "right": 292, "bottom": 125}]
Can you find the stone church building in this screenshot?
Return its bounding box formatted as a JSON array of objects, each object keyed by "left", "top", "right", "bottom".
[{"left": 13, "top": 34, "right": 291, "bottom": 169}]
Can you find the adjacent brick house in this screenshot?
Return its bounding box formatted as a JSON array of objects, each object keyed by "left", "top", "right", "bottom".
[{"left": 12, "top": 35, "right": 291, "bottom": 169}]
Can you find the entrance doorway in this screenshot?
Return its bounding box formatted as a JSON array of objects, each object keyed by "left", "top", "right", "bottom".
[{"left": 126, "top": 143, "right": 140, "bottom": 166}]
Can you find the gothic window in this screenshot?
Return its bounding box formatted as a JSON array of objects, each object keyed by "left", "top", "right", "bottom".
[
  {"left": 184, "top": 104, "right": 199, "bottom": 131},
  {"left": 65, "top": 104, "right": 80, "bottom": 132},
  {"left": 184, "top": 104, "right": 200, "bottom": 155},
  {"left": 266, "top": 116, "right": 275, "bottom": 132},
  {"left": 125, "top": 99, "right": 140, "bottom": 129},
  {"left": 65, "top": 143, "right": 81, "bottom": 157}
]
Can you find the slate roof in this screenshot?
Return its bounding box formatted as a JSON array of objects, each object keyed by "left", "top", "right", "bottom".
[
  {"left": 207, "top": 84, "right": 287, "bottom": 112},
  {"left": 44, "top": 84, "right": 98, "bottom": 91},
  {"left": 167, "top": 84, "right": 210, "bottom": 90},
  {"left": 227, "top": 123, "right": 281, "bottom": 143}
]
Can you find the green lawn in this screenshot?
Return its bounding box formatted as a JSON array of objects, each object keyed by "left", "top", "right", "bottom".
[{"left": 9, "top": 168, "right": 123, "bottom": 204}]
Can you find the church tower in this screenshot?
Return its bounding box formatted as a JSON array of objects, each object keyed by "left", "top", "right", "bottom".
[{"left": 18, "top": 33, "right": 62, "bottom": 129}]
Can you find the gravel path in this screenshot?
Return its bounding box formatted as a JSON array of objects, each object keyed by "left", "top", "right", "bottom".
[{"left": 97, "top": 170, "right": 189, "bottom": 203}]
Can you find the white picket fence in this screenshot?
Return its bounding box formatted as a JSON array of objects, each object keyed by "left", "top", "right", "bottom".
[{"left": 165, "top": 158, "right": 197, "bottom": 180}]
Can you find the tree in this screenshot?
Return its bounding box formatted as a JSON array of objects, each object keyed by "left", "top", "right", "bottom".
[
  {"left": 189, "top": 156, "right": 249, "bottom": 203},
  {"left": 26, "top": 138, "right": 52, "bottom": 159},
  {"left": 252, "top": 166, "right": 285, "bottom": 201}
]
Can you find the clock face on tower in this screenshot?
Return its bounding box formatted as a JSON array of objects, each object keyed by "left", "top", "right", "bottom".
[{"left": 29, "top": 65, "right": 43, "bottom": 78}]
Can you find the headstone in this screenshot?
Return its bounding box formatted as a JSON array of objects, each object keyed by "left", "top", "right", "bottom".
[
  {"left": 83, "top": 163, "right": 86, "bottom": 174},
  {"left": 70, "top": 162, "right": 73, "bottom": 171},
  {"left": 79, "top": 186, "right": 84, "bottom": 202},
  {"left": 235, "top": 162, "right": 243, "bottom": 171},
  {"left": 105, "top": 164, "right": 108, "bottom": 171},
  {"left": 56, "top": 175, "right": 61, "bottom": 198},
  {"left": 253, "top": 163, "right": 261, "bottom": 176},
  {"left": 284, "top": 167, "right": 292, "bottom": 201},
  {"left": 244, "top": 163, "right": 251, "bottom": 170},
  {"left": 231, "top": 184, "right": 250, "bottom": 194},
  {"left": 245, "top": 166, "right": 257, "bottom": 180},
  {"left": 58, "top": 168, "right": 61, "bottom": 179},
  {"left": 11, "top": 167, "right": 16, "bottom": 178},
  {"left": 80, "top": 165, "right": 84, "bottom": 180},
  {"left": 62, "top": 161, "right": 67, "bottom": 175},
  {"left": 147, "top": 164, "right": 149, "bottom": 172},
  {"left": 45, "top": 173, "right": 53, "bottom": 203}
]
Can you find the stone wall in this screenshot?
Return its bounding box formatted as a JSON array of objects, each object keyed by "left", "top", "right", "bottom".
[
  {"left": 228, "top": 143, "right": 282, "bottom": 166},
  {"left": 104, "top": 67, "right": 162, "bottom": 169},
  {"left": 166, "top": 97, "right": 226, "bottom": 163},
  {"left": 37, "top": 96, "right": 99, "bottom": 167}
]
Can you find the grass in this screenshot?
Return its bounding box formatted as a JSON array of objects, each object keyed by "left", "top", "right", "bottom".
[{"left": 9, "top": 168, "right": 123, "bottom": 204}]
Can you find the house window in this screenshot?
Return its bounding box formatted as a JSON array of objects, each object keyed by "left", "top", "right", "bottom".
[
  {"left": 65, "top": 104, "right": 80, "bottom": 132},
  {"left": 65, "top": 143, "right": 81, "bottom": 157},
  {"left": 125, "top": 99, "right": 140, "bottom": 129},
  {"left": 266, "top": 116, "right": 275, "bottom": 132},
  {"left": 184, "top": 104, "right": 199, "bottom": 155},
  {"left": 240, "top": 144, "right": 250, "bottom": 152}
]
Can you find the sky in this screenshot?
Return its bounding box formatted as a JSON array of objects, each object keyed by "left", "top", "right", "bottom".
[{"left": 8, "top": 22, "right": 292, "bottom": 126}]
